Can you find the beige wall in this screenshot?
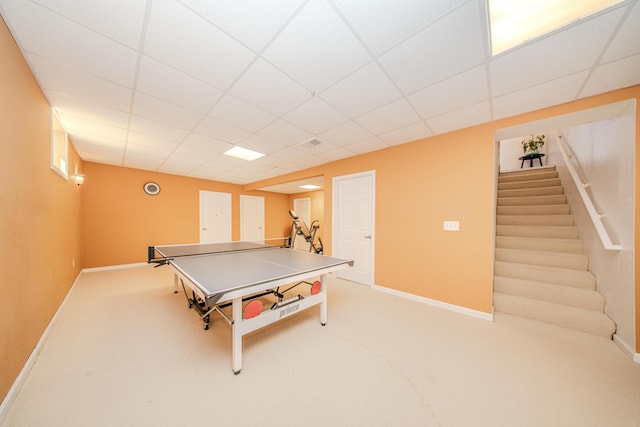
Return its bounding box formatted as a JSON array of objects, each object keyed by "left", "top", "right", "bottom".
[{"left": 0, "top": 16, "right": 83, "bottom": 403}]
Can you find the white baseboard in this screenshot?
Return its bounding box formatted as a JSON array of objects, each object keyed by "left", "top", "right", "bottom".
[
  {"left": 81, "top": 262, "right": 148, "bottom": 273},
  {"left": 0, "top": 271, "right": 83, "bottom": 424},
  {"left": 612, "top": 334, "right": 640, "bottom": 364},
  {"left": 372, "top": 284, "right": 494, "bottom": 321}
]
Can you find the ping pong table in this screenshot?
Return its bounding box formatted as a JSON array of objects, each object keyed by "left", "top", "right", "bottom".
[{"left": 147, "top": 241, "right": 353, "bottom": 374}]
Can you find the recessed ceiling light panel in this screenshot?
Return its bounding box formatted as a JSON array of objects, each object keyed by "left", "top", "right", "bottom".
[{"left": 223, "top": 146, "right": 265, "bottom": 161}]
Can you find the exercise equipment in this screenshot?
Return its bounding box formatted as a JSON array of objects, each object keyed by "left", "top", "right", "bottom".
[{"left": 288, "top": 210, "right": 323, "bottom": 254}]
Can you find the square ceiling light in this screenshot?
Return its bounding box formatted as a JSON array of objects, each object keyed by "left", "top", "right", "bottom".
[
  {"left": 488, "top": 0, "right": 623, "bottom": 55},
  {"left": 223, "top": 146, "right": 265, "bottom": 161}
]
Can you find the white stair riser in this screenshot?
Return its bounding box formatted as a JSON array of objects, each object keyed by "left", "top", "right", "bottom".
[{"left": 495, "top": 236, "right": 583, "bottom": 253}]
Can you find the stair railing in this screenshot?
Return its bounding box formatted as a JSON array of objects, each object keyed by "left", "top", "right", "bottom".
[{"left": 551, "top": 131, "right": 621, "bottom": 251}]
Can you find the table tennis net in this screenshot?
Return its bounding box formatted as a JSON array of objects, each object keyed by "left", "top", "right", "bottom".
[{"left": 147, "top": 240, "right": 286, "bottom": 265}]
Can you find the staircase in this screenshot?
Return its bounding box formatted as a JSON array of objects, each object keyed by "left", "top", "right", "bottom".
[{"left": 493, "top": 166, "right": 616, "bottom": 338}]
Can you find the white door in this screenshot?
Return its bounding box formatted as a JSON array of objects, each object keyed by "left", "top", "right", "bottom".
[
  {"left": 199, "top": 191, "right": 231, "bottom": 243},
  {"left": 293, "top": 198, "right": 311, "bottom": 226},
  {"left": 240, "top": 195, "right": 264, "bottom": 242},
  {"left": 333, "top": 171, "right": 375, "bottom": 285}
]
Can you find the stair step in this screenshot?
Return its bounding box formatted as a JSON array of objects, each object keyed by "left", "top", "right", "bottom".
[
  {"left": 494, "top": 261, "right": 595, "bottom": 289},
  {"left": 497, "top": 214, "right": 574, "bottom": 226},
  {"left": 493, "top": 276, "right": 605, "bottom": 310},
  {"left": 495, "top": 248, "right": 588, "bottom": 270},
  {"left": 493, "top": 293, "right": 615, "bottom": 338},
  {"left": 497, "top": 225, "right": 578, "bottom": 239},
  {"left": 498, "top": 178, "right": 561, "bottom": 190},
  {"left": 495, "top": 236, "right": 583, "bottom": 254},
  {"left": 498, "top": 186, "right": 564, "bottom": 198},
  {"left": 497, "top": 205, "right": 571, "bottom": 215},
  {"left": 498, "top": 194, "right": 567, "bottom": 206},
  {"left": 498, "top": 170, "right": 558, "bottom": 183}
]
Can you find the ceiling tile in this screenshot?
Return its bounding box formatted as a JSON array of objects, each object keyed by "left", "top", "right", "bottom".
[
  {"left": 129, "top": 115, "right": 190, "bottom": 141},
  {"left": 334, "top": 0, "right": 465, "bottom": 55},
  {"left": 355, "top": 99, "right": 421, "bottom": 134},
  {"left": 490, "top": 7, "right": 627, "bottom": 97},
  {"left": 283, "top": 97, "right": 349, "bottom": 134},
  {"left": 32, "top": 0, "right": 146, "bottom": 49},
  {"left": 137, "top": 56, "right": 222, "bottom": 113},
  {"left": 319, "top": 121, "right": 372, "bottom": 145},
  {"left": 182, "top": 133, "right": 233, "bottom": 153},
  {"left": 72, "top": 137, "right": 124, "bottom": 165},
  {"left": 493, "top": 72, "right": 589, "bottom": 120},
  {"left": 229, "top": 58, "right": 312, "bottom": 116},
  {"left": 320, "top": 62, "right": 401, "bottom": 117},
  {"left": 315, "top": 146, "right": 355, "bottom": 162},
  {"left": 127, "top": 131, "right": 179, "bottom": 152},
  {"left": 209, "top": 95, "right": 276, "bottom": 133},
  {"left": 257, "top": 119, "right": 313, "bottom": 146},
  {"left": 379, "top": 122, "right": 432, "bottom": 146},
  {"left": 48, "top": 93, "right": 130, "bottom": 129},
  {"left": 143, "top": 0, "right": 255, "bottom": 89},
  {"left": 193, "top": 117, "right": 251, "bottom": 143},
  {"left": 132, "top": 92, "right": 204, "bottom": 130},
  {"left": 238, "top": 135, "right": 286, "bottom": 155},
  {"left": 378, "top": 2, "right": 485, "bottom": 94},
  {"left": 2, "top": 0, "right": 137, "bottom": 86},
  {"left": 408, "top": 65, "right": 488, "bottom": 119},
  {"left": 601, "top": 2, "right": 640, "bottom": 63},
  {"left": 264, "top": 0, "right": 371, "bottom": 92},
  {"left": 27, "top": 54, "right": 133, "bottom": 112},
  {"left": 426, "top": 101, "right": 491, "bottom": 135},
  {"left": 58, "top": 113, "right": 127, "bottom": 141},
  {"left": 182, "top": 0, "right": 304, "bottom": 52},
  {"left": 344, "top": 137, "right": 388, "bottom": 154},
  {"left": 581, "top": 54, "right": 640, "bottom": 98}
]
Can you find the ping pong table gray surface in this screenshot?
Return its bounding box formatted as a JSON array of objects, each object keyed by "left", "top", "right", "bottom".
[{"left": 155, "top": 242, "right": 351, "bottom": 298}]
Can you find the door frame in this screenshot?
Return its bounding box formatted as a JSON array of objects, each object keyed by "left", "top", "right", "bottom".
[{"left": 332, "top": 170, "right": 376, "bottom": 286}]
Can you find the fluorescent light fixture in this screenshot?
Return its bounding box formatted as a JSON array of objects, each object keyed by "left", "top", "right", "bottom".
[
  {"left": 223, "top": 146, "right": 265, "bottom": 161},
  {"left": 299, "top": 184, "right": 321, "bottom": 190},
  {"left": 488, "top": 0, "right": 622, "bottom": 55}
]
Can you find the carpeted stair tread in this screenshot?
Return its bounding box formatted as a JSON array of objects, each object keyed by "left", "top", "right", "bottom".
[
  {"left": 493, "top": 293, "right": 615, "bottom": 338},
  {"left": 497, "top": 204, "right": 571, "bottom": 215},
  {"left": 494, "top": 261, "right": 595, "bottom": 289},
  {"left": 497, "top": 214, "right": 574, "bottom": 226},
  {"left": 496, "top": 225, "right": 578, "bottom": 239},
  {"left": 498, "top": 169, "right": 558, "bottom": 183},
  {"left": 498, "top": 177, "right": 561, "bottom": 190},
  {"left": 493, "top": 276, "right": 605, "bottom": 310},
  {"left": 495, "top": 236, "right": 583, "bottom": 253},
  {"left": 498, "top": 186, "right": 564, "bottom": 198},
  {"left": 495, "top": 247, "right": 588, "bottom": 270},
  {"left": 498, "top": 194, "right": 567, "bottom": 206}
]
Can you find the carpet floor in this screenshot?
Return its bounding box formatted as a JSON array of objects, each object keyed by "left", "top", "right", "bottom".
[{"left": 2, "top": 265, "right": 639, "bottom": 426}]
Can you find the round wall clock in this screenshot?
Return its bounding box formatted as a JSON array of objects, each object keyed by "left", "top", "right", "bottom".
[{"left": 143, "top": 182, "right": 161, "bottom": 195}]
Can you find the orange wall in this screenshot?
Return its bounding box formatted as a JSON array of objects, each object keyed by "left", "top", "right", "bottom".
[
  {"left": 81, "top": 162, "right": 291, "bottom": 268},
  {"left": 0, "top": 16, "right": 83, "bottom": 403},
  {"left": 248, "top": 86, "right": 640, "bottom": 349}
]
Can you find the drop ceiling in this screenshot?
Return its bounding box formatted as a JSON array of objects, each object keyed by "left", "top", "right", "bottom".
[{"left": 1, "top": 0, "right": 638, "bottom": 194}]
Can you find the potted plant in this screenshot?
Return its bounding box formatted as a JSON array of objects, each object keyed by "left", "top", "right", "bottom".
[{"left": 521, "top": 134, "right": 545, "bottom": 154}]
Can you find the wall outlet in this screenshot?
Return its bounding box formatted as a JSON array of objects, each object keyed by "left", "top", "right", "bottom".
[{"left": 443, "top": 221, "right": 460, "bottom": 231}]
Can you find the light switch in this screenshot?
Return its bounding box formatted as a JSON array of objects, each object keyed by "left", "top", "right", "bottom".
[{"left": 443, "top": 221, "right": 460, "bottom": 231}]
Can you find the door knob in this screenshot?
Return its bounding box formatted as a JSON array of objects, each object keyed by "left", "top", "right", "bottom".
[{"left": 364, "top": 235, "right": 372, "bottom": 239}]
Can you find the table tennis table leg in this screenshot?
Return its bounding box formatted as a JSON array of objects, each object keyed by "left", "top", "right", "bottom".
[
  {"left": 173, "top": 274, "right": 179, "bottom": 293},
  {"left": 232, "top": 296, "right": 243, "bottom": 375},
  {"left": 320, "top": 275, "right": 327, "bottom": 326}
]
